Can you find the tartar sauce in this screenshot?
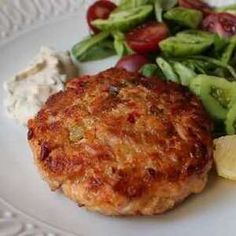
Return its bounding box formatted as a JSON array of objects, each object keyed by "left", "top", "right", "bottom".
[{"left": 4, "top": 47, "right": 78, "bottom": 125}]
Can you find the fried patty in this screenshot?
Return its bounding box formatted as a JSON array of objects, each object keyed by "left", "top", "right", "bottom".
[{"left": 28, "top": 68, "right": 213, "bottom": 215}]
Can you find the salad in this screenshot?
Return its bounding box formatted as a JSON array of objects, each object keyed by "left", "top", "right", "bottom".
[{"left": 71, "top": 0, "right": 236, "bottom": 138}]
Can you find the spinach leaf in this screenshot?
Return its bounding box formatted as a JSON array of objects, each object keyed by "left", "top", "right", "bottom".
[
  {"left": 183, "top": 59, "right": 215, "bottom": 75},
  {"left": 140, "top": 64, "right": 159, "bottom": 77},
  {"left": 221, "top": 36, "right": 236, "bottom": 65},
  {"left": 187, "top": 56, "right": 236, "bottom": 79},
  {"left": 212, "top": 34, "right": 229, "bottom": 55},
  {"left": 118, "top": 0, "right": 150, "bottom": 9},
  {"left": 164, "top": 7, "right": 203, "bottom": 29},
  {"left": 156, "top": 57, "right": 179, "bottom": 82},
  {"left": 152, "top": 0, "right": 177, "bottom": 22},
  {"left": 118, "top": 0, "right": 177, "bottom": 23},
  {"left": 113, "top": 31, "right": 133, "bottom": 57},
  {"left": 164, "top": 55, "right": 236, "bottom": 81},
  {"left": 173, "top": 62, "right": 197, "bottom": 86},
  {"left": 78, "top": 39, "right": 116, "bottom": 62},
  {"left": 71, "top": 32, "right": 116, "bottom": 62}
]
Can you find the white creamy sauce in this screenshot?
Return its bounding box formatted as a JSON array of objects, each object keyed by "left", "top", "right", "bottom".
[{"left": 4, "top": 47, "right": 78, "bottom": 125}]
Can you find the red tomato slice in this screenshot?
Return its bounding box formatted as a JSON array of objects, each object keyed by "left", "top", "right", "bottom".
[
  {"left": 87, "top": 0, "right": 117, "bottom": 33},
  {"left": 178, "top": 0, "right": 212, "bottom": 15},
  {"left": 125, "top": 22, "right": 169, "bottom": 54},
  {"left": 116, "top": 54, "right": 148, "bottom": 73},
  {"left": 202, "top": 13, "right": 236, "bottom": 38}
]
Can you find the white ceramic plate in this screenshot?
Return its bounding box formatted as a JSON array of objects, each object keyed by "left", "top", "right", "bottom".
[{"left": 1, "top": 0, "right": 236, "bottom": 236}]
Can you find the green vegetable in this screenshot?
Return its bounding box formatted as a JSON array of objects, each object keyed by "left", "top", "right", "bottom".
[
  {"left": 140, "top": 64, "right": 159, "bottom": 77},
  {"left": 190, "top": 56, "right": 236, "bottom": 79},
  {"left": 226, "top": 102, "right": 236, "bottom": 134},
  {"left": 156, "top": 57, "right": 179, "bottom": 82},
  {"left": 160, "top": 33, "right": 213, "bottom": 57},
  {"left": 182, "top": 58, "right": 224, "bottom": 77},
  {"left": 118, "top": 0, "right": 177, "bottom": 22},
  {"left": 221, "top": 36, "right": 236, "bottom": 65},
  {"left": 177, "top": 30, "right": 215, "bottom": 42},
  {"left": 177, "top": 31, "right": 228, "bottom": 58},
  {"left": 72, "top": 32, "right": 116, "bottom": 62},
  {"left": 118, "top": 0, "right": 150, "bottom": 9},
  {"left": 152, "top": 0, "right": 177, "bottom": 22},
  {"left": 78, "top": 40, "right": 115, "bottom": 62},
  {"left": 162, "top": 52, "right": 236, "bottom": 80},
  {"left": 173, "top": 62, "right": 196, "bottom": 86},
  {"left": 113, "top": 31, "right": 133, "bottom": 57},
  {"left": 190, "top": 75, "right": 236, "bottom": 120},
  {"left": 164, "top": 7, "right": 203, "bottom": 29},
  {"left": 92, "top": 5, "right": 153, "bottom": 32},
  {"left": 213, "top": 34, "right": 229, "bottom": 53}
]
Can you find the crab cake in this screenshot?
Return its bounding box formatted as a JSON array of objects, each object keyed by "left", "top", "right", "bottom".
[{"left": 28, "top": 68, "right": 213, "bottom": 215}]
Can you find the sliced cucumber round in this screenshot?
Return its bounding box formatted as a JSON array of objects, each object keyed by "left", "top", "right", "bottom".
[
  {"left": 159, "top": 35, "right": 213, "bottom": 57},
  {"left": 226, "top": 103, "right": 236, "bottom": 135},
  {"left": 92, "top": 5, "right": 153, "bottom": 32},
  {"left": 190, "top": 75, "right": 236, "bottom": 121}
]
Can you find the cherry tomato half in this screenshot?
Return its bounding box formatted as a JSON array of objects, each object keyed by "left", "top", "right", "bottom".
[
  {"left": 116, "top": 54, "right": 148, "bottom": 73},
  {"left": 202, "top": 13, "right": 236, "bottom": 38},
  {"left": 178, "top": 0, "right": 212, "bottom": 15},
  {"left": 87, "top": 0, "right": 117, "bottom": 33},
  {"left": 125, "top": 22, "right": 169, "bottom": 54}
]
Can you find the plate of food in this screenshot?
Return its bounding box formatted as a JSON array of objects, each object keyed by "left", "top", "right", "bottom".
[{"left": 1, "top": 0, "right": 236, "bottom": 235}]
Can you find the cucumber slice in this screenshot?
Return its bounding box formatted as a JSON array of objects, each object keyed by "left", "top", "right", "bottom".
[
  {"left": 159, "top": 31, "right": 213, "bottom": 57},
  {"left": 164, "top": 7, "right": 203, "bottom": 29},
  {"left": 226, "top": 103, "right": 236, "bottom": 135},
  {"left": 190, "top": 75, "right": 236, "bottom": 120},
  {"left": 92, "top": 5, "right": 153, "bottom": 32}
]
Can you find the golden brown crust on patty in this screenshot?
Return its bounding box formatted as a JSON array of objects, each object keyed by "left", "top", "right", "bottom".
[{"left": 28, "top": 68, "right": 213, "bottom": 215}]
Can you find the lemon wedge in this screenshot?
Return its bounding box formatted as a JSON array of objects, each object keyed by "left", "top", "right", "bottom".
[{"left": 214, "top": 135, "right": 236, "bottom": 180}]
